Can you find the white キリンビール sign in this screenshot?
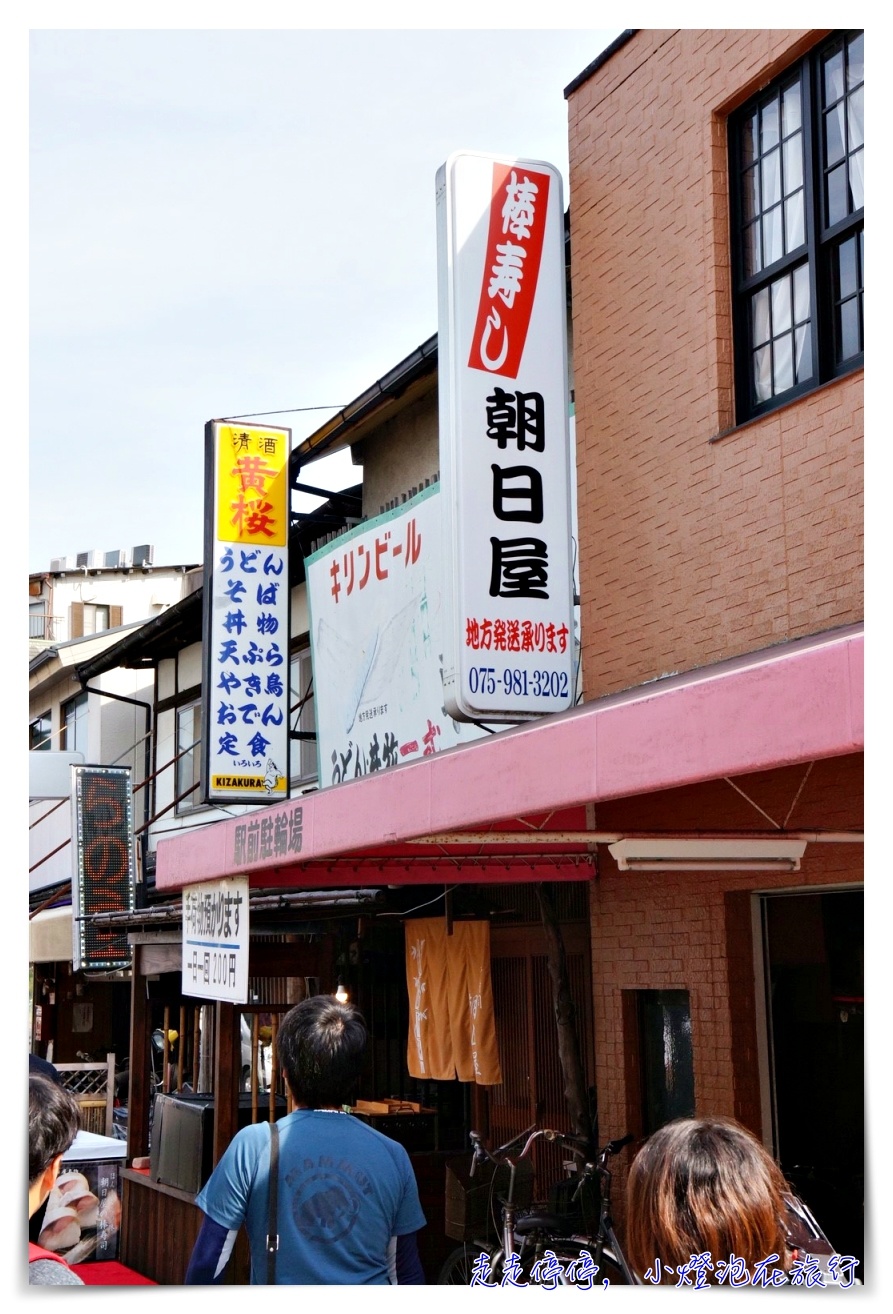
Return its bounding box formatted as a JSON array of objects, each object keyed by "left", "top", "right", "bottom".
[
  {"left": 182, "top": 876, "right": 250, "bottom": 1004},
  {"left": 436, "top": 151, "right": 574, "bottom": 721},
  {"left": 306, "top": 486, "right": 487, "bottom": 786}
]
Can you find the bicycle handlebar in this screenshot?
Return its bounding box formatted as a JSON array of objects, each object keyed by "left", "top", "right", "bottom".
[
  {"left": 571, "top": 1132, "right": 634, "bottom": 1201},
  {"left": 469, "top": 1124, "right": 583, "bottom": 1176},
  {"left": 469, "top": 1127, "right": 630, "bottom": 1181},
  {"left": 604, "top": 1133, "right": 634, "bottom": 1158}
]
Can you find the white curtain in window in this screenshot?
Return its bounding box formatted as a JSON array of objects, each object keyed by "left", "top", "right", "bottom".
[
  {"left": 847, "top": 91, "right": 864, "bottom": 208},
  {"left": 828, "top": 58, "right": 864, "bottom": 213}
]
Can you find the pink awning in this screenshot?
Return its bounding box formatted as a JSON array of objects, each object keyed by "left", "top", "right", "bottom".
[{"left": 155, "top": 625, "right": 863, "bottom": 891}]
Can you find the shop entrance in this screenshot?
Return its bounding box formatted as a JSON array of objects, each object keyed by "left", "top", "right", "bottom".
[{"left": 761, "top": 888, "right": 863, "bottom": 1270}]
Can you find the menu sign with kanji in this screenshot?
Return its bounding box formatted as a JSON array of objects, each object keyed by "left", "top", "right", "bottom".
[
  {"left": 202, "top": 421, "right": 291, "bottom": 804},
  {"left": 182, "top": 876, "right": 249, "bottom": 1004},
  {"left": 436, "top": 152, "right": 574, "bottom": 721}
]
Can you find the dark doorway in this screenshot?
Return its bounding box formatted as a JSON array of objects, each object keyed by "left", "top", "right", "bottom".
[
  {"left": 763, "top": 889, "right": 863, "bottom": 1273},
  {"left": 636, "top": 989, "right": 695, "bottom": 1137}
]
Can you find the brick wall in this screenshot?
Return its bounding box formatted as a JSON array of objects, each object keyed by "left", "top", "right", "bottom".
[
  {"left": 567, "top": 29, "right": 863, "bottom": 699},
  {"left": 585, "top": 752, "right": 862, "bottom": 1233}
]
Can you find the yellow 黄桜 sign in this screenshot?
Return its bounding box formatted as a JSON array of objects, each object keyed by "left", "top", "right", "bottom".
[{"left": 215, "top": 424, "right": 289, "bottom": 547}]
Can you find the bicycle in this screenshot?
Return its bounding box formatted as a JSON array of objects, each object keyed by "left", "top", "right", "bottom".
[{"left": 437, "top": 1124, "right": 639, "bottom": 1287}]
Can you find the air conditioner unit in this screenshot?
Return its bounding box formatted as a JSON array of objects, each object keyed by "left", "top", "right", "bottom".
[
  {"left": 49, "top": 556, "right": 74, "bottom": 572},
  {"left": 75, "top": 550, "right": 99, "bottom": 568},
  {"left": 132, "top": 544, "right": 154, "bottom": 567},
  {"left": 104, "top": 548, "right": 128, "bottom": 569}
]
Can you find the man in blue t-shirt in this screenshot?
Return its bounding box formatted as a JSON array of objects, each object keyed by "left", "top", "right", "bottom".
[{"left": 185, "top": 996, "right": 426, "bottom": 1284}]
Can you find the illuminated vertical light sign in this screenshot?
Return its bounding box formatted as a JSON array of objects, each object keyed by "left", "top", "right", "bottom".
[
  {"left": 70, "top": 766, "right": 136, "bottom": 970},
  {"left": 202, "top": 421, "right": 291, "bottom": 804},
  {"left": 436, "top": 152, "right": 574, "bottom": 721}
]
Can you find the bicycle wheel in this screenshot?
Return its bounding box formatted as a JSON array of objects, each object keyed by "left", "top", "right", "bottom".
[
  {"left": 437, "top": 1242, "right": 493, "bottom": 1285},
  {"left": 527, "top": 1241, "right": 630, "bottom": 1287},
  {"left": 596, "top": 1248, "right": 630, "bottom": 1287}
]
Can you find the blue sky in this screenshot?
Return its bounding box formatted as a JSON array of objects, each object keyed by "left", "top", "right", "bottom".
[{"left": 25, "top": 19, "right": 623, "bottom": 573}]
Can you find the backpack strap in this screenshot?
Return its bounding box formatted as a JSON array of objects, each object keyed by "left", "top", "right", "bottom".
[{"left": 265, "top": 1121, "right": 279, "bottom": 1284}]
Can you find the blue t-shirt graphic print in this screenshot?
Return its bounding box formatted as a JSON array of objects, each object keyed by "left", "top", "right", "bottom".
[{"left": 196, "top": 1108, "right": 426, "bottom": 1284}]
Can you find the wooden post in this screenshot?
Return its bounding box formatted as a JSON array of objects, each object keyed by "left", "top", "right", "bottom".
[
  {"left": 199, "top": 1004, "right": 214, "bottom": 1093},
  {"left": 178, "top": 1004, "right": 186, "bottom": 1091},
  {"left": 251, "top": 1013, "right": 259, "bottom": 1124},
  {"left": 213, "top": 1001, "right": 238, "bottom": 1165},
  {"left": 536, "top": 883, "right": 593, "bottom": 1150},
  {"left": 192, "top": 1008, "right": 201, "bottom": 1092},
  {"left": 127, "top": 943, "right": 151, "bottom": 1161},
  {"left": 162, "top": 1007, "right": 170, "bottom": 1093}
]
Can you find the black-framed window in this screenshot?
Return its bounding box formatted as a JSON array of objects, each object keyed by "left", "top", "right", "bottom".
[
  {"left": 176, "top": 700, "right": 203, "bottom": 813},
  {"left": 730, "top": 31, "right": 863, "bottom": 423},
  {"left": 30, "top": 710, "right": 52, "bottom": 751},
  {"left": 60, "top": 692, "right": 88, "bottom": 755},
  {"left": 290, "top": 645, "right": 318, "bottom": 787}
]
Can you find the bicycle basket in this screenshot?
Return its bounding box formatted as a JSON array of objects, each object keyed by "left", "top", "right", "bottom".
[
  {"left": 548, "top": 1173, "right": 601, "bottom": 1234},
  {"left": 444, "top": 1155, "right": 535, "bottom": 1241}
]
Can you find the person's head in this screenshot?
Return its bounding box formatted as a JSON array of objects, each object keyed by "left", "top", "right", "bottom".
[
  {"left": 275, "top": 995, "right": 367, "bottom": 1109},
  {"left": 625, "top": 1117, "right": 792, "bottom": 1282},
  {"left": 29, "top": 1073, "right": 81, "bottom": 1216}
]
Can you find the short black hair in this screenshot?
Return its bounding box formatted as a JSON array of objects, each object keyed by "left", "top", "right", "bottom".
[
  {"left": 29, "top": 1073, "right": 81, "bottom": 1184},
  {"left": 275, "top": 996, "right": 367, "bottom": 1108}
]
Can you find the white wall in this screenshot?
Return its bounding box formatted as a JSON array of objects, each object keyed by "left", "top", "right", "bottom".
[
  {"left": 29, "top": 666, "right": 154, "bottom": 894},
  {"left": 148, "top": 581, "right": 312, "bottom": 850},
  {"left": 35, "top": 565, "right": 191, "bottom": 646}
]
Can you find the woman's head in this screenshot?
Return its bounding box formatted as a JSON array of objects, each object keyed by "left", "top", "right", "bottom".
[
  {"left": 29, "top": 1073, "right": 81, "bottom": 1186},
  {"left": 625, "top": 1117, "right": 792, "bottom": 1282}
]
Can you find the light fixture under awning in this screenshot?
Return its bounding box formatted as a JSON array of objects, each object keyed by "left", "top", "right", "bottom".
[{"left": 608, "top": 837, "right": 808, "bottom": 873}]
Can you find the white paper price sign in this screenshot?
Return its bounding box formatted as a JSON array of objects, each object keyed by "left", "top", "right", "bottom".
[{"left": 182, "top": 876, "right": 250, "bottom": 1003}]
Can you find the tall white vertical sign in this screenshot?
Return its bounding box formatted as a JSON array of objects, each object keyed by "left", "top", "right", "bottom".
[
  {"left": 436, "top": 151, "right": 574, "bottom": 722},
  {"left": 201, "top": 421, "right": 291, "bottom": 804}
]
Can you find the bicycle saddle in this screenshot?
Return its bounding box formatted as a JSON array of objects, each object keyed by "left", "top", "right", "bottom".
[{"left": 514, "top": 1210, "right": 566, "bottom": 1237}]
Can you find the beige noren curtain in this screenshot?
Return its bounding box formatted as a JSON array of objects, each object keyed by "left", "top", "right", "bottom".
[{"left": 405, "top": 917, "right": 502, "bottom": 1085}]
